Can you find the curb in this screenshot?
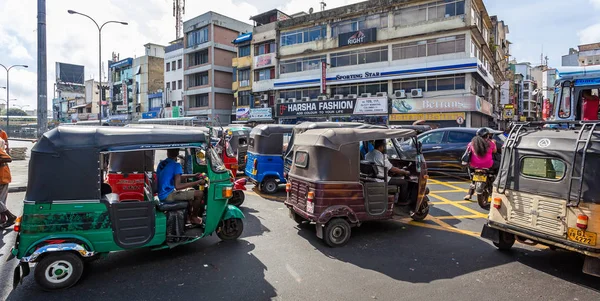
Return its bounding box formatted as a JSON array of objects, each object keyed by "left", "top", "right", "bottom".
[{"left": 8, "top": 186, "right": 27, "bottom": 193}]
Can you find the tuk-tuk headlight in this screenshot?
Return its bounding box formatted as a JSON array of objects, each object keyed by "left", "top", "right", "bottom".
[{"left": 222, "top": 186, "right": 233, "bottom": 198}]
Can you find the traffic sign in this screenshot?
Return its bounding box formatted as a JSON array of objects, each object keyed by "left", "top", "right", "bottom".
[{"left": 456, "top": 116, "right": 465, "bottom": 125}]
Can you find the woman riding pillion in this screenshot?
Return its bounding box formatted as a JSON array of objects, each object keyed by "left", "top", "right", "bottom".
[{"left": 464, "top": 128, "right": 498, "bottom": 201}]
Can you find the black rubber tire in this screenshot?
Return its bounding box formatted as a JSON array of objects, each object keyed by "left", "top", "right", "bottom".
[
  {"left": 291, "top": 209, "right": 305, "bottom": 225},
  {"left": 410, "top": 196, "right": 430, "bottom": 221},
  {"left": 217, "top": 218, "right": 244, "bottom": 241},
  {"left": 493, "top": 231, "right": 516, "bottom": 251},
  {"left": 229, "top": 190, "right": 245, "bottom": 207},
  {"left": 323, "top": 218, "right": 352, "bottom": 248},
  {"left": 262, "top": 178, "right": 279, "bottom": 194},
  {"left": 34, "top": 252, "right": 84, "bottom": 291},
  {"left": 477, "top": 192, "right": 491, "bottom": 210}
]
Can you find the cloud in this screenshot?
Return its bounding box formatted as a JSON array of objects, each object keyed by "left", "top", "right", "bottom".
[
  {"left": 591, "top": 0, "right": 600, "bottom": 9},
  {"left": 578, "top": 23, "right": 600, "bottom": 45}
]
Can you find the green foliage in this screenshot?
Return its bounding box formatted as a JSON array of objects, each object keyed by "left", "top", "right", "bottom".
[{"left": 1, "top": 108, "right": 28, "bottom": 116}]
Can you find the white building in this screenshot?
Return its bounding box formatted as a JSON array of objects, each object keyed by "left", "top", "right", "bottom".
[
  {"left": 561, "top": 42, "right": 600, "bottom": 66},
  {"left": 163, "top": 38, "right": 184, "bottom": 118},
  {"left": 270, "top": 0, "right": 503, "bottom": 128},
  {"left": 513, "top": 62, "right": 537, "bottom": 119}
]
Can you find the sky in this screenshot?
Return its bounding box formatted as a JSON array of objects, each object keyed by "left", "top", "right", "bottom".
[{"left": 0, "top": 0, "right": 599, "bottom": 111}]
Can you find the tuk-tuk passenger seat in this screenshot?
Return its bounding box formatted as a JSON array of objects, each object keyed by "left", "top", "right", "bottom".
[{"left": 360, "top": 161, "right": 379, "bottom": 182}]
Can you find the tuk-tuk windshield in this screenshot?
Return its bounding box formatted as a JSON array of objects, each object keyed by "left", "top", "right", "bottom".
[
  {"left": 209, "top": 147, "right": 228, "bottom": 173},
  {"left": 392, "top": 138, "right": 418, "bottom": 161}
]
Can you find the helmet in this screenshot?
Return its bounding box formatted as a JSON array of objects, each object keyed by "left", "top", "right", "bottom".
[{"left": 476, "top": 127, "right": 490, "bottom": 137}]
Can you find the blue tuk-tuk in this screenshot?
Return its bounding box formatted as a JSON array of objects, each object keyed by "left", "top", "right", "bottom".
[{"left": 245, "top": 124, "right": 295, "bottom": 194}]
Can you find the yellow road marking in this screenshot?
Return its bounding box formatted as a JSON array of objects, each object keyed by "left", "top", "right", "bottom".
[
  {"left": 395, "top": 217, "right": 480, "bottom": 237},
  {"left": 429, "top": 193, "right": 488, "bottom": 218},
  {"left": 429, "top": 172, "right": 470, "bottom": 182},
  {"left": 431, "top": 200, "right": 472, "bottom": 205},
  {"left": 429, "top": 179, "right": 470, "bottom": 192},
  {"left": 429, "top": 189, "right": 463, "bottom": 193},
  {"left": 436, "top": 215, "right": 486, "bottom": 220}
]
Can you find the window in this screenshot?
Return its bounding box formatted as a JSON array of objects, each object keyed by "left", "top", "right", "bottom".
[
  {"left": 520, "top": 157, "right": 566, "bottom": 180},
  {"left": 331, "top": 14, "right": 388, "bottom": 36},
  {"left": 394, "top": 75, "right": 464, "bottom": 92},
  {"left": 523, "top": 83, "right": 530, "bottom": 90},
  {"left": 392, "top": 78, "right": 426, "bottom": 91},
  {"left": 171, "top": 61, "right": 176, "bottom": 70},
  {"left": 189, "top": 50, "right": 209, "bottom": 67},
  {"left": 394, "top": 1, "right": 465, "bottom": 26},
  {"left": 418, "top": 131, "right": 444, "bottom": 144},
  {"left": 392, "top": 35, "right": 465, "bottom": 60},
  {"left": 523, "top": 91, "right": 530, "bottom": 100},
  {"left": 189, "top": 72, "right": 209, "bottom": 87},
  {"left": 177, "top": 59, "right": 182, "bottom": 69},
  {"left": 238, "top": 90, "right": 251, "bottom": 106},
  {"left": 172, "top": 81, "right": 176, "bottom": 90},
  {"left": 447, "top": 131, "right": 473, "bottom": 143},
  {"left": 186, "top": 27, "right": 209, "bottom": 47},
  {"left": 295, "top": 151, "right": 309, "bottom": 168},
  {"left": 280, "top": 56, "right": 326, "bottom": 74},
  {"left": 330, "top": 81, "right": 388, "bottom": 96},
  {"left": 255, "top": 42, "right": 276, "bottom": 55},
  {"left": 232, "top": 67, "right": 237, "bottom": 82},
  {"left": 239, "top": 45, "right": 250, "bottom": 57},
  {"left": 330, "top": 46, "right": 388, "bottom": 67},
  {"left": 166, "top": 82, "right": 170, "bottom": 90},
  {"left": 255, "top": 68, "right": 275, "bottom": 81},
  {"left": 166, "top": 62, "right": 171, "bottom": 72},
  {"left": 280, "top": 25, "right": 326, "bottom": 46},
  {"left": 189, "top": 94, "right": 209, "bottom": 107},
  {"left": 239, "top": 69, "right": 250, "bottom": 87},
  {"left": 280, "top": 88, "right": 321, "bottom": 100},
  {"left": 178, "top": 80, "right": 182, "bottom": 90},
  {"left": 559, "top": 82, "right": 571, "bottom": 118}
]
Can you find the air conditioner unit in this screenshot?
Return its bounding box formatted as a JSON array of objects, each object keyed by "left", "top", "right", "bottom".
[
  {"left": 261, "top": 94, "right": 269, "bottom": 101},
  {"left": 277, "top": 98, "right": 286, "bottom": 103},
  {"left": 360, "top": 93, "right": 371, "bottom": 98},
  {"left": 410, "top": 89, "right": 423, "bottom": 98},
  {"left": 287, "top": 98, "right": 297, "bottom": 103},
  {"left": 347, "top": 94, "right": 357, "bottom": 99},
  {"left": 376, "top": 92, "right": 387, "bottom": 97},
  {"left": 317, "top": 95, "right": 328, "bottom": 101},
  {"left": 393, "top": 90, "right": 406, "bottom": 99},
  {"left": 301, "top": 97, "right": 310, "bottom": 102},
  {"left": 333, "top": 94, "right": 344, "bottom": 100},
  {"left": 477, "top": 86, "right": 486, "bottom": 97}
]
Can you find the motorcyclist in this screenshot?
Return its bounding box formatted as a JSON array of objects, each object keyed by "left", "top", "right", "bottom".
[{"left": 464, "top": 128, "right": 498, "bottom": 201}]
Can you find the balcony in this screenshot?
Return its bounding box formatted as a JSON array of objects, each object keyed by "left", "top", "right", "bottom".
[
  {"left": 232, "top": 81, "right": 239, "bottom": 91},
  {"left": 232, "top": 56, "right": 252, "bottom": 69}
]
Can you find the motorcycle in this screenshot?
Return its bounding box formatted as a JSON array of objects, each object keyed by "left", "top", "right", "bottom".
[
  {"left": 229, "top": 173, "right": 247, "bottom": 207},
  {"left": 471, "top": 168, "right": 493, "bottom": 210}
]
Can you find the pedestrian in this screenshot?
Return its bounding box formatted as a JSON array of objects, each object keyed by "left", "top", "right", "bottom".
[
  {"left": 0, "top": 127, "right": 9, "bottom": 153},
  {"left": 0, "top": 139, "right": 15, "bottom": 228}
]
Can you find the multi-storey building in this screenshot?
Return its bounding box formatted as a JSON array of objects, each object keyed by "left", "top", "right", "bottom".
[
  {"left": 562, "top": 42, "right": 600, "bottom": 67},
  {"left": 183, "top": 12, "right": 252, "bottom": 124},
  {"left": 108, "top": 56, "right": 134, "bottom": 121},
  {"left": 164, "top": 38, "right": 185, "bottom": 118},
  {"left": 232, "top": 9, "right": 288, "bottom": 123},
  {"left": 269, "top": 0, "right": 501, "bottom": 127},
  {"left": 133, "top": 43, "right": 165, "bottom": 119},
  {"left": 512, "top": 62, "right": 537, "bottom": 120}
]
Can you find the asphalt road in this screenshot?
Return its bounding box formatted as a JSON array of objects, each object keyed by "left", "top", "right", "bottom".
[{"left": 1, "top": 175, "right": 599, "bottom": 301}]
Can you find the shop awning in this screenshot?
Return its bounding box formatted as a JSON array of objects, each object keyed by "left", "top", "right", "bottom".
[
  {"left": 233, "top": 32, "right": 252, "bottom": 44},
  {"left": 71, "top": 103, "right": 92, "bottom": 109}
]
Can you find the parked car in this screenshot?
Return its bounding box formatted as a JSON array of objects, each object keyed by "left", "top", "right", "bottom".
[{"left": 415, "top": 127, "right": 505, "bottom": 173}]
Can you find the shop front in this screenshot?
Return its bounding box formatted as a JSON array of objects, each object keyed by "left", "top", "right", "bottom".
[
  {"left": 276, "top": 96, "right": 388, "bottom": 125},
  {"left": 389, "top": 95, "right": 494, "bottom": 128}
]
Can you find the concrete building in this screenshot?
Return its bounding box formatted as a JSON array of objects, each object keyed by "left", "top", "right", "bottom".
[
  {"left": 183, "top": 12, "right": 253, "bottom": 124},
  {"left": 81, "top": 79, "right": 107, "bottom": 121},
  {"left": 511, "top": 62, "right": 537, "bottom": 120},
  {"left": 108, "top": 55, "right": 135, "bottom": 121},
  {"left": 231, "top": 9, "right": 288, "bottom": 123},
  {"left": 133, "top": 43, "right": 165, "bottom": 119},
  {"left": 561, "top": 42, "right": 600, "bottom": 66},
  {"left": 269, "top": 0, "right": 501, "bottom": 127},
  {"left": 163, "top": 38, "right": 185, "bottom": 118}
]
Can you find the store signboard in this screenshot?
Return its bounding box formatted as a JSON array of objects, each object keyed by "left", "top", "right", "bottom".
[
  {"left": 277, "top": 99, "right": 356, "bottom": 117},
  {"left": 389, "top": 112, "right": 465, "bottom": 122},
  {"left": 338, "top": 28, "right": 376, "bottom": 47},
  {"left": 236, "top": 106, "right": 250, "bottom": 121},
  {"left": 391, "top": 96, "right": 493, "bottom": 116},
  {"left": 249, "top": 108, "right": 273, "bottom": 120},
  {"left": 353, "top": 97, "right": 387, "bottom": 115}
]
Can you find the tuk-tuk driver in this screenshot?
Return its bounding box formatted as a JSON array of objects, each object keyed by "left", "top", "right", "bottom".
[
  {"left": 157, "top": 149, "right": 206, "bottom": 225},
  {"left": 366, "top": 140, "right": 411, "bottom": 202}
]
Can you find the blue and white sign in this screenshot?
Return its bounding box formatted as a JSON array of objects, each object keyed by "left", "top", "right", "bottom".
[
  {"left": 142, "top": 111, "right": 158, "bottom": 119},
  {"left": 109, "top": 58, "right": 133, "bottom": 69},
  {"left": 575, "top": 78, "right": 600, "bottom": 87}
]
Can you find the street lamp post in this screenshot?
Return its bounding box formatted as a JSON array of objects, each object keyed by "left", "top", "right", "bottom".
[
  {"left": 0, "top": 64, "right": 28, "bottom": 134},
  {"left": 67, "top": 10, "right": 127, "bottom": 125}
]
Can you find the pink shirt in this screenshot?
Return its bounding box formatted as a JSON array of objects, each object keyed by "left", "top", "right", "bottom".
[{"left": 468, "top": 140, "right": 496, "bottom": 169}]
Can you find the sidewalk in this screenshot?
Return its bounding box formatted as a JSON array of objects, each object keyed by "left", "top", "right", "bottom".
[{"left": 7, "top": 139, "right": 33, "bottom": 193}]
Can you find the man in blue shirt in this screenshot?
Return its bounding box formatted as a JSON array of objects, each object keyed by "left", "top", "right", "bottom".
[{"left": 157, "top": 149, "right": 205, "bottom": 225}]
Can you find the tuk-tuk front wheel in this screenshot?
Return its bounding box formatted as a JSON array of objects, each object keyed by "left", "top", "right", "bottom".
[
  {"left": 261, "top": 178, "right": 279, "bottom": 194},
  {"left": 323, "top": 218, "right": 351, "bottom": 248},
  {"left": 229, "top": 190, "right": 245, "bottom": 207},
  {"left": 34, "top": 252, "right": 84, "bottom": 291},
  {"left": 217, "top": 218, "right": 244, "bottom": 241},
  {"left": 410, "top": 196, "right": 430, "bottom": 221}
]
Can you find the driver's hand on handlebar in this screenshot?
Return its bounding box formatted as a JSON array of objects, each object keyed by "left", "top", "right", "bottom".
[{"left": 195, "top": 179, "right": 206, "bottom": 186}]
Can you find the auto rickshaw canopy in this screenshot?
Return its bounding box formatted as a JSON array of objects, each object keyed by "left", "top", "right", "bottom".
[
  {"left": 249, "top": 124, "right": 295, "bottom": 155},
  {"left": 26, "top": 126, "right": 210, "bottom": 203}
]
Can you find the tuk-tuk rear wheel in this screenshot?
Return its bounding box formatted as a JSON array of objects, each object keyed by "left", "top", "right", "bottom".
[
  {"left": 323, "top": 218, "right": 351, "bottom": 248},
  {"left": 493, "top": 231, "right": 515, "bottom": 251},
  {"left": 217, "top": 218, "right": 244, "bottom": 241},
  {"left": 262, "top": 178, "right": 279, "bottom": 194},
  {"left": 410, "top": 196, "right": 430, "bottom": 221},
  {"left": 229, "top": 190, "right": 245, "bottom": 207},
  {"left": 34, "top": 252, "right": 84, "bottom": 291}
]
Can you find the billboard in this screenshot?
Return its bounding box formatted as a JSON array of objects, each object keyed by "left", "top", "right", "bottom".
[
  {"left": 276, "top": 97, "right": 387, "bottom": 117},
  {"left": 56, "top": 62, "right": 85, "bottom": 84},
  {"left": 338, "top": 28, "right": 377, "bottom": 47},
  {"left": 390, "top": 96, "right": 494, "bottom": 116}
]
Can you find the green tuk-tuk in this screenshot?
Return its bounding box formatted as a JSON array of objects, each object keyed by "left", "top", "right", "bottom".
[{"left": 9, "top": 126, "right": 244, "bottom": 291}]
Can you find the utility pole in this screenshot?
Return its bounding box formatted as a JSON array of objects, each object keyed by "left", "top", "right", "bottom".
[
  {"left": 173, "top": 0, "right": 185, "bottom": 39},
  {"left": 37, "top": 0, "right": 48, "bottom": 137}
]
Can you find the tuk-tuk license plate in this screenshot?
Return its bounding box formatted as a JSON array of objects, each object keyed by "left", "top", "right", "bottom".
[
  {"left": 473, "top": 174, "right": 487, "bottom": 182},
  {"left": 567, "top": 228, "right": 597, "bottom": 246},
  {"left": 252, "top": 169, "right": 257, "bottom": 175}
]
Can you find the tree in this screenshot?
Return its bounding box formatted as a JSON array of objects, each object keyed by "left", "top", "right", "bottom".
[{"left": 1, "top": 108, "right": 28, "bottom": 116}]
